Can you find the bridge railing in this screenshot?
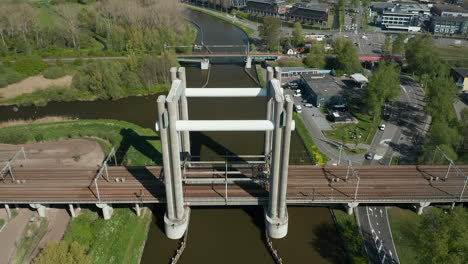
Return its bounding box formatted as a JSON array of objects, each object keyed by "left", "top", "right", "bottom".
[{"left": 89, "top": 147, "right": 117, "bottom": 201}]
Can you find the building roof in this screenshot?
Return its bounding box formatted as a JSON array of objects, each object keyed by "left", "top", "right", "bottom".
[
  {"left": 453, "top": 68, "right": 468, "bottom": 77},
  {"left": 434, "top": 4, "right": 468, "bottom": 13},
  {"left": 293, "top": 3, "right": 330, "bottom": 13},
  {"left": 432, "top": 15, "right": 468, "bottom": 22},
  {"left": 301, "top": 73, "right": 344, "bottom": 97},
  {"left": 350, "top": 73, "right": 368, "bottom": 83}
]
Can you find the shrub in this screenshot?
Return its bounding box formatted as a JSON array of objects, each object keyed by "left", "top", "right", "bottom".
[
  {"left": 43, "top": 67, "right": 66, "bottom": 79},
  {"left": 12, "top": 58, "right": 47, "bottom": 76},
  {"left": 73, "top": 58, "right": 84, "bottom": 67},
  {"left": 56, "top": 59, "right": 64, "bottom": 67},
  {"left": 0, "top": 77, "right": 7, "bottom": 88}
]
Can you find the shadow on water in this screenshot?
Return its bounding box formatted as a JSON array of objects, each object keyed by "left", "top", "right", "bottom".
[{"left": 312, "top": 222, "right": 349, "bottom": 264}]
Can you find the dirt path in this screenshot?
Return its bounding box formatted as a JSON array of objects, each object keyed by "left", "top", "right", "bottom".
[
  {"left": 0, "top": 139, "right": 104, "bottom": 168},
  {"left": 0, "top": 75, "right": 72, "bottom": 100},
  {"left": 28, "top": 208, "right": 71, "bottom": 263},
  {"left": 0, "top": 209, "right": 33, "bottom": 264}
]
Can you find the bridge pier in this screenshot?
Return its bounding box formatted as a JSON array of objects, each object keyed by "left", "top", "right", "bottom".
[
  {"left": 201, "top": 58, "right": 210, "bottom": 70},
  {"left": 135, "top": 203, "right": 141, "bottom": 217},
  {"left": 4, "top": 204, "right": 11, "bottom": 219},
  {"left": 68, "top": 204, "right": 76, "bottom": 218},
  {"left": 265, "top": 208, "right": 288, "bottom": 239},
  {"left": 245, "top": 56, "right": 252, "bottom": 69},
  {"left": 165, "top": 207, "right": 190, "bottom": 240},
  {"left": 29, "top": 203, "right": 47, "bottom": 217},
  {"left": 96, "top": 203, "right": 113, "bottom": 220},
  {"left": 346, "top": 202, "right": 359, "bottom": 215},
  {"left": 417, "top": 202, "right": 430, "bottom": 215}
]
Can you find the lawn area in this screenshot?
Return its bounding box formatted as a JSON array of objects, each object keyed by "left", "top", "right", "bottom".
[
  {"left": 387, "top": 207, "right": 421, "bottom": 264},
  {"left": 13, "top": 217, "right": 49, "bottom": 264},
  {"left": 437, "top": 45, "right": 468, "bottom": 59},
  {"left": 62, "top": 208, "right": 152, "bottom": 264},
  {"left": 324, "top": 112, "right": 380, "bottom": 145},
  {"left": 0, "top": 218, "right": 5, "bottom": 229},
  {"left": 256, "top": 65, "right": 266, "bottom": 88},
  {"left": 294, "top": 113, "right": 328, "bottom": 165},
  {"left": 0, "top": 119, "right": 162, "bottom": 166},
  {"left": 332, "top": 209, "right": 367, "bottom": 264}
]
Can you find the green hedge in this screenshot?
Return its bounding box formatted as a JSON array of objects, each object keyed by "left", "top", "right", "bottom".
[
  {"left": 43, "top": 66, "right": 67, "bottom": 79},
  {"left": 0, "top": 119, "right": 162, "bottom": 166},
  {"left": 12, "top": 57, "right": 48, "bottom": 76}
]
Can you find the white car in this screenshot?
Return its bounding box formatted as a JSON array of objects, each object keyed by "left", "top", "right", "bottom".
[
  {"left": 379, "top": 124, "right": 386, "bottom": 131},
  {"left": 303, "top": 103, "right": 313, "bottom": 108},
  {"left": 294, "top": 93, "right": 302, "bottom": 97},
  {"left": 294, "top": 104, "right": 302, "bottom": 113}
]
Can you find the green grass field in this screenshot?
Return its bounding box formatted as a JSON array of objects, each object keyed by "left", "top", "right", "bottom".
[
  {"left": 324, "top": 112, "right": 380, "bottom": 145},
  {"left": 63, "top": 208, "right": 152, "bottom": 264},
  {"left": 387, "top": 207, "right": 421, "bottom": 264},
  {"left": 0, "top": 218, "right": 5, "bottom": 229},
  {"left": 0, "top": 119, "right": 162, "bottom": 166},
  {"left": 437, "top": 45, "right": 468, "bottom": 59}
]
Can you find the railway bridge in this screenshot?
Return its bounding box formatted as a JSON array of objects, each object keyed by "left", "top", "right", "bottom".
[{"left": 1, "top": 67, "right": 467, "bottom": 240}]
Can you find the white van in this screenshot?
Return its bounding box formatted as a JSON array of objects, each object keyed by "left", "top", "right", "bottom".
[{"left": 294, "top": 104, "right": 302, "bottom": 113}]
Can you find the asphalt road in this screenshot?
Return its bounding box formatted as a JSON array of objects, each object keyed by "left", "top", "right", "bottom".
[{"left": 357, "top": 206, "right": 400, "bottom": 264}]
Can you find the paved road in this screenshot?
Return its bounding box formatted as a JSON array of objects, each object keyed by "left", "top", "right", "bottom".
[{"left": 357, "top": 206, "right": 399, "bottom": 264}]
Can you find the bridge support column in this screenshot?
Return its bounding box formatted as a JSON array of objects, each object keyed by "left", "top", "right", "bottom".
[
  {"left": 68, "top": 204, "right": 76, "bottom": 218},
  {"left": 4, "top": 204, "right": 11, "bottom": 219},
  {"left": 96, "top": 203, "right": 113, "bottom": 220},
  {"left": 417, "top": 202, "right": 430, "bottom": 215},
  {"left": 164, "top": 207, "right": 190, "bottom": 240},
  {"left": 178, "top": 68, "right": 191, "bottom": 157},
  {"left": 346, "top": 202, "right": 359, "bottom": 215},
  {"left": 135, "top": 203, "right": 141, "bottom": 217},
  {"left": 29, "top": 203, "right": 47, "bottom": 217},
  {"left": 245, "top": 56, "right": 252, "bottom": 69},
  {"left": 201, "top": 59, "right": 210, "bottom": 70},
  {"left": 265, "top": 208, "right": 288, "bottom": 239},
  {"left": 264, "top": 67, "right": 274, "bottom": 156}
]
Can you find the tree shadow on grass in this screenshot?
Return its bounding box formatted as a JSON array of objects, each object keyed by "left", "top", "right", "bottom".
[{"left": 311, "top": 222, "right": 348, "bottom": 264}]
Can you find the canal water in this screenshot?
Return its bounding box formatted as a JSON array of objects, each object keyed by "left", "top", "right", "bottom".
[{"left": 0, "top": 9, "right": 346, "bottom": 264}]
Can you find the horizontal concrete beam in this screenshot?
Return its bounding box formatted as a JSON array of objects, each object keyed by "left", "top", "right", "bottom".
[
  {"left": 185, "top": 88, "right": 267, "bottom": 97},
  {"left": 155, "top": 120, "right": 295, "bottom": 132}
]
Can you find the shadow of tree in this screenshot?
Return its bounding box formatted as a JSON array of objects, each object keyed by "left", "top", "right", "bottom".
[{"left": 311, "top": 222, "right": 348, "bottom": 264}]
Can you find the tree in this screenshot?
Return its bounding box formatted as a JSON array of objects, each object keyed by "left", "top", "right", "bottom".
[
  {"left": 405, "top": 34, "right": 448, "bottom": 79},
  {"left": 56, "top": 4, "right": 83, "bottom": 49},
  {"left": 383, "top": 37, "right": 393, "bottom": 55},
  {"left": 303, "top": 41, "right": 326, "bottom": 69},
  {"left": 332, "top": 38, "right": 362, "bottom": 75},
  {"left": 34, "top": 241, "right": 91, "bottom": 264},
  {"left": 363, "top": 62, "right": 400, "bottom": 118},
  {"left": 291, "top": 22, "right": 305, "bottom": 47},
  {"left": 417, "top": 206, "right": 468, "bottom": 264},
  {"left": 259, "top": 16, "right": 282, "bottom": 52},
  {"left": 392, "top": 34, "right": 406, "bottom": 55}
]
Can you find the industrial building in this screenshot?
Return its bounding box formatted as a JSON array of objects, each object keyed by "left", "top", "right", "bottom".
[
  {"left": 288, "top": 3, "right": 330, "bottom": 26},
  {"left": 430, "top": 16, "right": 468, "bottom": 34},
  {"left": 298, "top": 73, "right": 345, "bottom": 107}
]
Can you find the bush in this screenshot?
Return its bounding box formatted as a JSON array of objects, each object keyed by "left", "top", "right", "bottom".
[
  {"left": 7, "top": 86, "right": 84, "bottom": 106},
  {"left": 73, "top": 58, "right": 84, "bottom": 67},
  {"left": 12, "top": 58, "right": 47, "bottom": 76},
  {"left": 34, "top": 241, "right": 91, "bottom": 264},
  {"left": 56, "top": 59, "right": 64, "bottom": 67},
  {"left": 0, "top": 65, "right": 27, "bottom": 87},
  {"left": 43, "top": 67, "right": 66, "bottom": 79},
  {"left": 0, "top": 77, "right": 7, "bottom": 88}
]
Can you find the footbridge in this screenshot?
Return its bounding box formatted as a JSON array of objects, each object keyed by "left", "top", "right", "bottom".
[{"left": 1, "top": 67, "right": 467, "bottom": 241}]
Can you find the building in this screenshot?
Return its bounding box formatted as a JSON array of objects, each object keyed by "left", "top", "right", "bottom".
[
  {"left": 432, "top": 4, "right": 468, "bottom": 17},
  {"left": 288, "top": 3, "right": 330, "bottom": 26},
  {"left": 299, "top": 73, "right": 345, "bottom": 107},
  {"left": 452, "top": 68, "right": 468, "bottom": 92},
  {"left": 281, "top": 68, "right": 331, "bottom": 78},
  {"left": 374, "top": 3, "right": 430, "bottom": 31},
  {"left": 430, "top": 16, "right": 468, "bottom": 34},
  {"left": 245, "top": 0, "right": 287, "bottom": 17}
]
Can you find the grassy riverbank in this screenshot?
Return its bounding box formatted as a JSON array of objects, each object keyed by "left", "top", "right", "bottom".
[
  {"left": 13, "top": 217, "right": 49, "bottom": 264},
  {"left": 387, "top": 207, "right": 421, "bottom": 264},
  {"left": 186, "top": 5, "right": 255, "bottom": 38},
  {"left": 0, "top": 119, "right": 162, "bottom": 166},
  {"left": 332, "top": 209, "right": 367, "bottom": 264},
  {"left": 59, "top": 208, "right": 152, "bottom": 264},
  {"left": 294, "top": 113, "right": 328, "bottom": 165}
]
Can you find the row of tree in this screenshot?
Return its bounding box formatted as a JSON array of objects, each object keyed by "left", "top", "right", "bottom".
[{"left": 0, "top": 0, "right": 196, "bottom": 57}]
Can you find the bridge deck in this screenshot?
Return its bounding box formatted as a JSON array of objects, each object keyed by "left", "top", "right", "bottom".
[{"left": 0, "top": 166, "right": 466, "bottom": 205}]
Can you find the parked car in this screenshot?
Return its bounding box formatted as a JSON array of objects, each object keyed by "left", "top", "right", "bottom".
[
  {"left": 379, "top": 124, "right": 386, "bottom": 131},
  {"left": 303, "top": 103, "right": 313, "bottom": 108},
  {"left": 294, "top": 104, "right": 302, "bottom": 113},
  {"left": 365, "top": 153, "right": 374, "bottom": 160},
  {"left": 294, "top": 93, "right": 302, "bottom": 97}
]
